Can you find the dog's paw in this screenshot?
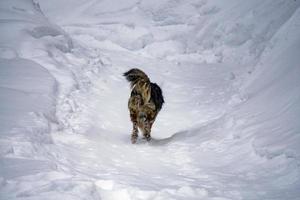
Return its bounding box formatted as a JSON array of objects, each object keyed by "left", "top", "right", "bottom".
[
  {"left": 131, "top": 136, "right": 138, "bottom": 144},
  {"left": 144, "top": 134, "right": 151, "bottom": 142}
]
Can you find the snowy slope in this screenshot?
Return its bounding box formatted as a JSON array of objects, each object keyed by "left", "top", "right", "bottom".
[
  {"left": 1, "top": 0, "right": 300, "bottom": 199},
  {"left": 0, "top": 0, "right": 59, "bottom": 180}
]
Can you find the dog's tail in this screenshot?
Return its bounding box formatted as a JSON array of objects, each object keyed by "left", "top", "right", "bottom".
[{"left": 123, "top": 68, "right": 150, "bottom": 88}]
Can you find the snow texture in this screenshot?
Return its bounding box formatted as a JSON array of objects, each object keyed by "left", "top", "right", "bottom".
[{"left": 0, "top": 0, "right": 300, "bottom": 199}]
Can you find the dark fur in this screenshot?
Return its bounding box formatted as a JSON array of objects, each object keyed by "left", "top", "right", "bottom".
[{"left": 124, "top": 68, "right": 164, "bottom": 143}]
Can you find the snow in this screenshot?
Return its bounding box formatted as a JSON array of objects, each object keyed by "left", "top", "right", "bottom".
[{"left": 1, "top": 0, "right": 300, "bottom": 199}]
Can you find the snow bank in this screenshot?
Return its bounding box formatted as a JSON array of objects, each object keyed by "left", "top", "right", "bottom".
[
  {"left": 240, "top": 5, "right": 300, "bottom": 159},
  {"left": 0, "top": 58, "right": 56, "bottom": 139},
  {"left": 0, "top": 0, "right": 57, "bottom": 158},
  {"left": 0, "top": 0, "right": 74, "bottom": 191},
  {"left": 189, "top": 0, "right": 300, "bottom": 66}
]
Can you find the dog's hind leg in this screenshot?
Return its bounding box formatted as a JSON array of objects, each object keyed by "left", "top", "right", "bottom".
[
  {"left": 128, "top": 94, "right": 143, "bottom": 144},
  {"left": 131, "top": 122, "right": 138, "bottom": 144},
  {"left": 142, "top": 121, "right": 152, "bottom": 141},
  {"left": 130, "top": 112, "right": 138, "bottom": 144},
  {"left": 143, "top": 130, "right": 151, "bottom": 141}
]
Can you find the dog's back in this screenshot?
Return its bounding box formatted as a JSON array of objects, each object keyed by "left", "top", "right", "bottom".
[{"left": 123, "top": 68, "right": 164, "bottom": 112}]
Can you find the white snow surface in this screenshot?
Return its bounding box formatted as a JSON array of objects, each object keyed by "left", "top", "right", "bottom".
[{"left": 0, "top": 0, "right": 300, "bottom": 199}]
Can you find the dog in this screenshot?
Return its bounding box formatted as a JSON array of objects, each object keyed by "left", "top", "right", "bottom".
[{"left": 124, "top": 68, "right": 164, "bottom": 144}]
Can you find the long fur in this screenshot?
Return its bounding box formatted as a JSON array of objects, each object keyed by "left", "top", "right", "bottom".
[
  {"left": 150, "top": 82, "right": 164, "bottom": 111},
  {"left": 124, "top": 68, "right": 164, "bottom": 143}
]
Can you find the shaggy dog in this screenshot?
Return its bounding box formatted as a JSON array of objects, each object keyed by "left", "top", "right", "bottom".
[{"left": 124, "top": 68, "right": 164, "bottom": 143}]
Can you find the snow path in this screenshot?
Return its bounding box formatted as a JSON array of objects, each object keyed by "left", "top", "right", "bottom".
[
  {"left": 1, "top": 0, "right": 300, "bottom": 199},
  {"left": 48, "top": 24, "right": 239, "bottom": 199}
]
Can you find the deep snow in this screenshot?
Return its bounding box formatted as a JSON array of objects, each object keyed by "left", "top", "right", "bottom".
[{"left": 0, "top": 0, "right": 300, "bottom": 199}]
